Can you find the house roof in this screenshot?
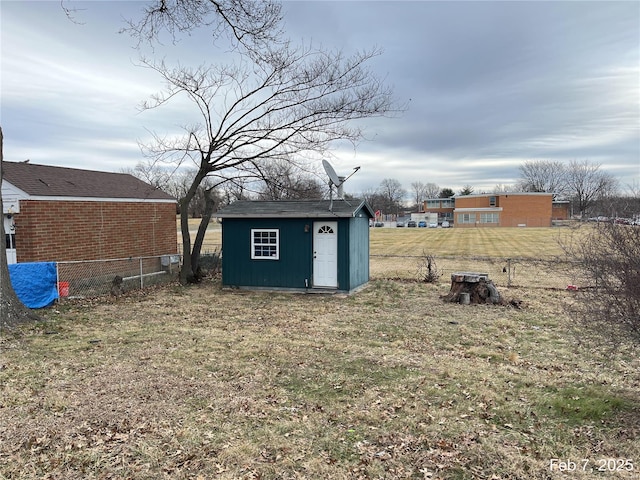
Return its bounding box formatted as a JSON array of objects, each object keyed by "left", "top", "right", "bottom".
[
  {"left": 452, "top": 192, "right": 553, "bottom": 199},
  {"left": 2, "top": 161, "right": 175, "bottom": 201},
  {"left": 216, "top": 199, "right": 374, "bottom": 219}
]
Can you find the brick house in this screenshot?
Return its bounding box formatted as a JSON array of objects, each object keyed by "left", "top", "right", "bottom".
[
  {"left": 422, "top": 192, "right": 556, "bottom": 227},
  {"left": 453, "top": 192, "right": 553, "bottom": 228},
  {"left": 2, "top": 161, "right": 177, "bottom": 264}
]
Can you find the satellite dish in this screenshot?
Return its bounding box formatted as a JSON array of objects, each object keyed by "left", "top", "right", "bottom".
[
  {"left": 322, "top": 160, "right": 342, "bottom": 187},
  {"left": 322, "top": 160, "right": 361, "bottom": 211}
]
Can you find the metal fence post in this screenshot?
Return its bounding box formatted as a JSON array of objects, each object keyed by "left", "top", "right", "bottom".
[
  {"left": 56, "top": 262, "right": 60, "bottom": 299},
  {"left": 140, "top": 257, "right": 144, "bottom": 289},
  {"left": 507, "top": 258, "right": 512, "bottom": 287}
]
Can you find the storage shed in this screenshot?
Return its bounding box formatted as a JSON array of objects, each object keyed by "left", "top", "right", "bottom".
[{"left": 216, "top": 199, "right": 374, "bottom": 293}]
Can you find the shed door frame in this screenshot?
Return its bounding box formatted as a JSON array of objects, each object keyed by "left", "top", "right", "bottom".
[{"left": 313, "top": 221, "right": 338, "bottom": 288}]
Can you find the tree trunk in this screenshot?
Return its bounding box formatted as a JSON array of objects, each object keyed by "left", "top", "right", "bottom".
[
  {"left": 0, "top": 127, "right": 41, "bottom": 327},
  {"left": 190, "top": 187, "right": 216, "bottom": 278},
  {"left": 441, "top": 272, "right": 503, "bottom": 305},
  {"left": 179, "top": 197, "right": 196, "bottom": 284},
  {"left": 179, "top": 166, "right": 209, "bottom": 284}
]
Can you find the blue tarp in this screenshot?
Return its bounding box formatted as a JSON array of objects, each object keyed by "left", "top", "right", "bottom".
[{"left": 8, "top": 262, "right": 59, "bottom": 309}]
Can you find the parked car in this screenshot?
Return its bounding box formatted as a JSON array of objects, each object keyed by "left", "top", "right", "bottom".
[
  {"left": 396, "top": 221, "right": 405, "bottom": 227},
  {"left": 374, "top": 221, "right": 384, "bottom": 227},
  {"left": 418, "top": 221, "right": 427, "bottom": 228},
  {"left": 428, "top": 222, "right": 438, "bottom": 228},
  {"left": 441, "top": 221, "right": 450, "bottom": 228},
  {"left": 407, "top": 220, "right": 417, "bottom": 227}
]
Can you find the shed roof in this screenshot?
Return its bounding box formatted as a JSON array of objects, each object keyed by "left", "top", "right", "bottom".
[
  {"left": 2, "top": 161, "right": 175, "bottom": 201},
  {"left": 216, "top": 199, "right": 374, "bottom": 218}
]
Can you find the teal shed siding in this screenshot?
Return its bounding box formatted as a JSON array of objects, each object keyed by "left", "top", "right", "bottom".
[
  {"left": 348, "top": 215, "right": 370, "bottom": 290},
  {"left": 222, "top": 218, "right": 313, "bottom": 289}
]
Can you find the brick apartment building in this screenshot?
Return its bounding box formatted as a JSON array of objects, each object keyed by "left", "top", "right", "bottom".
[
  {"left": 2, "top": 161, "right": 177, "bottom": 264},
  {"left": 422, "top": 192, "right": 559, "bottom": 227}
]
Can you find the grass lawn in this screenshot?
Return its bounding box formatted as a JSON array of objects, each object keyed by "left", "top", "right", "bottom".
[
  {"left": 1, "top": 270, "right": 638, "bottom": 478},
  {"left": 368, "top": 227, "right": 570, "bottom": 258},
  {"left": 185, "top": 218, "right": 579, "bottom": 259}
]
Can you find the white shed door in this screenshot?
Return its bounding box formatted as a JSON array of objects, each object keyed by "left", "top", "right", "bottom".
[{"left": 313, "top": 221, "right": 338, "bottom": 288}]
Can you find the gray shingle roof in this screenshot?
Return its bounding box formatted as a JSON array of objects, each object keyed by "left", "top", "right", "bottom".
[
  {"left": 216, "top": 199, "right": 374, "bottom": 218},
  {"left": 2, "top": 161, "right": 175, "bottom": 201}
]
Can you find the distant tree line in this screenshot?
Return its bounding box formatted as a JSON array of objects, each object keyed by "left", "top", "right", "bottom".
[
  {"left": 124, "top": 159, "right": 326, "bottom": 218},
  {"left": 358, "top": 159, "right": 629, "bottom": 219},
  {"left": 127, "top": 157, "right": 634, "bottom": 222}
]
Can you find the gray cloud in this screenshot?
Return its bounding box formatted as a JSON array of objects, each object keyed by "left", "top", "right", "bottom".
[{"left": 1, "top": 0, "right": 638, "bottom": 194}]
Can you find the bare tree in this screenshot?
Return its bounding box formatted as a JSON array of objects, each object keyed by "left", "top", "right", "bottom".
[
  {"left": 424, "top": 182, "right": 440, "bottom": 199},
  {"left": 378, "top": 178, "right": 406, "bottom": 214},
  {"left": 220, "top": 176, "right": 252, "bottom": 205},
  {"left": 122, "top": 160, "right": 173, "bottom": 190},
  {"left": 256, "top": 159, "right": 324, "bottom": 200},
  {"left": 0, "top": 127, "right": 40, "bottom": 327},
  {"left": 409, "top": 182, "right": 427, "bottom": 210},
  {"left": 360, "top": 188, "right": 385, "bottom": 214},
  {"left": 123, "top": 0, "right": 284, "bottom": 55},
  {"left": 561, "top": 221, "right": 640, "bottom": 342},
  {"left": 518, "top": 159, "right": 567, "bottom": 195},
  {"left": 410, "top": 181, "right": 439, "bottom": 209},
  {"left": 565, "top": 159, "right": 618, "bottom": 218},
  {"left": 139, "top": 42, "right": 398, "bottom": 283},
  {"left": 493, "top": 183, "right": 520, "bottom": 193}
]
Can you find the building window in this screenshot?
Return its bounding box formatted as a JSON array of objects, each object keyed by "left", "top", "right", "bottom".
[
  {"left": 251, "top": 229, "right": 279, "bottom": 259},
  {"left": 480, "top": 213, "right": 499, "bottom": 223},
  {"left": 458, "top": 213, "right": 476, "bottom": 224},
  {"left": 5, "top": 233, "right": 15, "bottom": 249},
  {"left": 441, "top": 199, "right": 454, "bottom": 208},
  {"left": 426, "top": 200, "right": 440, "bottom": 209},
  {"left": 489, "top": 196, "right": 497, "bottom": 207}
]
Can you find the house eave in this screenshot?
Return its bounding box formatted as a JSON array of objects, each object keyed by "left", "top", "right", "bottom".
[{"left": 17, "top": 195, "right": 176, "bottom": 204}]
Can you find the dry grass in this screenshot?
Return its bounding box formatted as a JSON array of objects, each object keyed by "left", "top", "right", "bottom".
[
  {"left": 2, "top": 271, "right": 639, "bottom": 479},
  {"left": 186, "top": 218, "right": 583, "bottom": 259},
  {"left": 369, "top": 227, "right": 571, "bottom": 258}
]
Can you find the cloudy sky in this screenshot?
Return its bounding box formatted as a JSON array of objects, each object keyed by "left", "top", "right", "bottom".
[{"left": 1, "top": 1, "right": 638, "bottom": 196}]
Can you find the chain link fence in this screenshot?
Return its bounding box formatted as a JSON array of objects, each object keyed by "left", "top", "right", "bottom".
[
  {"left": 370, "top": 254, "right": 582, "bottom": 290},
  {"left": 54, "top": 250, "right": 577, "bottom": 301},
  {"left": 56, "top": 254, "right": 181, "bottom": 299}
]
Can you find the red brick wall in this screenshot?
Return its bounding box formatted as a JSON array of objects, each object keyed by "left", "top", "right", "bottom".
[
  {"left": 14, "top": 200, "right": 177, "bottom": 262},
  {"left": 454, "top": 194, "right": 552, "bottom": 228},
  {"left": 552, "top": 203, "right": 570, "bottom": 220},
  {"left": 498, "top": 195, "right": 551, "bottom": 227}
]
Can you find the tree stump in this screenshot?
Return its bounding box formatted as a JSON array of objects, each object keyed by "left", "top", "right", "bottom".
[{"left": 441, "top": 272, "right": 502, "bottom": 305}]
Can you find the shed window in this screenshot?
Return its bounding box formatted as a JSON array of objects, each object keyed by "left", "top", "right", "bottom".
[
  {"left": 317, "top": 225, "right": 334, "bottom": 234},
  {"left": 251, "top": 229, "right": 279, "bottom": 259}
]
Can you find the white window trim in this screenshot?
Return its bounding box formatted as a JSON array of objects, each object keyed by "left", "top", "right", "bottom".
[
  {"left": 458, "top": 213, "right": 476, "bottom": 224},
  {"left": 251, "top": 228, "right": 280, "bottom": 260},
  {"left": 480, "top": 212, "right": 500, "bottom": 223}
]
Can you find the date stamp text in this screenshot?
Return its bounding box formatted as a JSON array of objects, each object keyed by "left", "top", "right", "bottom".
[{"left": 549, "top": 458, "right": 634, "bottom": 473}]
